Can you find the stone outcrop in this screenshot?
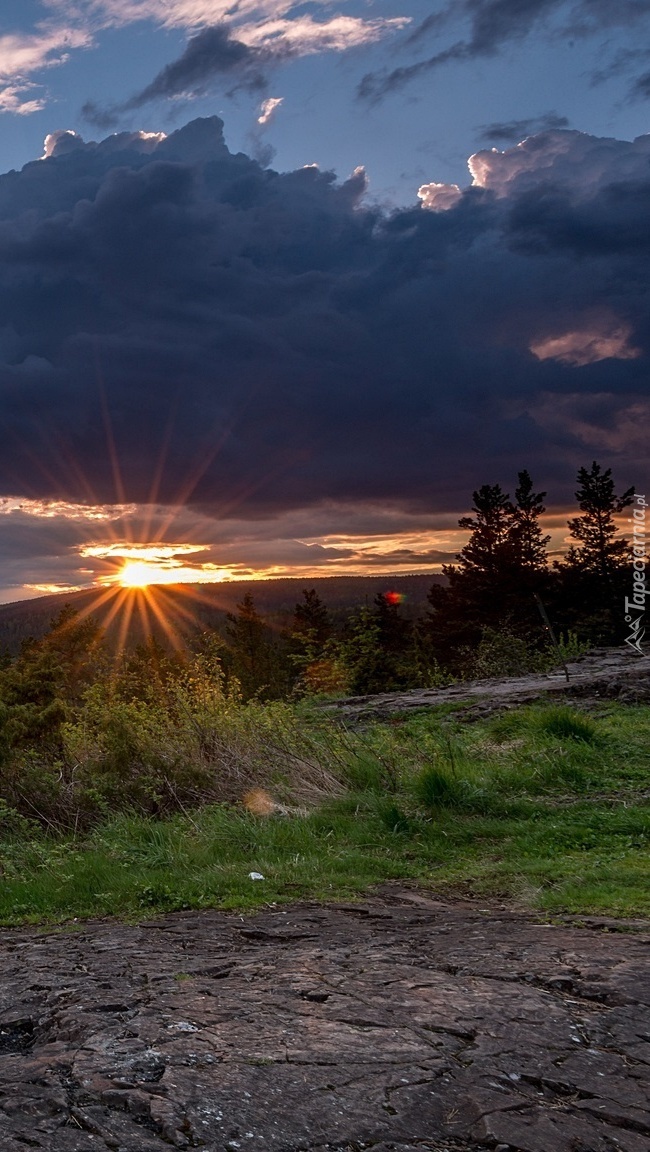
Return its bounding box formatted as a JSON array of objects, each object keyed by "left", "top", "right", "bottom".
[
  {"left": 323, "top": 647, "right": 650, "bottom": 721},
  {"left": 0, "top": 889, "right": 648, "bottom": 1151}
]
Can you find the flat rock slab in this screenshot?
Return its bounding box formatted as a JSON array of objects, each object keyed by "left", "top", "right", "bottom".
[
  {"left": 0, "top": 890, "right": 648, "bottom": 1151},
  {"left": 323, "top": 646, "right": 650, "bottom": 720}
]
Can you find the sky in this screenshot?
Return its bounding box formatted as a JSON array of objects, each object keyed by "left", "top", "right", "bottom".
[{"left": 0, "top": 0, "right": 648, "bottom": 602}]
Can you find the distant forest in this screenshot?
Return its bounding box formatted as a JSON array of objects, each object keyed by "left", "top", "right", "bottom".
[{"left": 0, "top": 461, "right": 636, "bottom": 707}]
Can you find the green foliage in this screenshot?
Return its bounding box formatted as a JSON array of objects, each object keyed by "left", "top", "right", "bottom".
[
  {"left": 534, "top": 706, "right": 599, "bottom": 744},
  {"left": 467, "top": 627, "right": 590, "bottom": 679},
  {"left": 427, "top": 472, "right": 553, "bottom": 672},
  {"left": 0, "top": 701, "right": 647, "bottom": 923},
  {"left": 415, "top": 765, "right": 466, "bottom": 809},
  {"left": 469, "top": 628, "right": 539, "bottom": 678},
  {"left": 0, "top": 606, "right": 104, "bottom": 763},
  {"left": 338, "top": 596, "right": 441, "bottom": 695},
  {"left": 378, "top": 803, "right": 412, "bottom": 835},
  {"left": 225, "top": 592, "right": 287, "bottom": 700}
]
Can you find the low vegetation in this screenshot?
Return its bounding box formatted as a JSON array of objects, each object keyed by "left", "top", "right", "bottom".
[{"left": 0, "top": 688, "right": 648, "bottom": 924}]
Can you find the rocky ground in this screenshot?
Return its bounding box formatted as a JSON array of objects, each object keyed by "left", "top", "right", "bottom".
[
  {"left": 0, "top": 889, "right": 648, "bottom": 1152},
  {"left": 324, "top": 647, "right": 650, "bottom": 721}
]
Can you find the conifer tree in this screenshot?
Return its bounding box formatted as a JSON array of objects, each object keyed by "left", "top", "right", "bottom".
[
  {"left": 565, "top": 462, "right": 633, "bottom": 581},
  {"left": 455, "top": 484, "right": 512, "bottom": 583},
  {"left": 340, "top": 594, "right": 419, "bottom": 694},
  {"left": 554, "top": 461, "right": 634, "bottom": 642},
  {"left": 285, "top": 588, "right": 345, "bottom": 695},
  {"left": 427, "top": 473, "right": 552, "bottom": 672},
  {"left": 225, "top": 592, "right": 277, "bottom": 699},
  {"left": 291, "top": 589, "right": 331, "bottom": 660},
  {"left": 509, "top": 470, "right": 550, "bottom": 577},
  {"left": 373, "top": 592, "right": 411, "bottom": 659},
  {"left": 0, "top": 606, "right": 104, "bottom": 756}
]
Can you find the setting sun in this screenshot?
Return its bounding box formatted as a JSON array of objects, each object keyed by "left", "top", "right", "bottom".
[{"left": 119, "top": 560, "right": 155, "bottom": 588}]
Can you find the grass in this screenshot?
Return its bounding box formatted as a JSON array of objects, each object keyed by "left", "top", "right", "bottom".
[{"left": 0, "top": 701, "right": 648, "bottom": 925}]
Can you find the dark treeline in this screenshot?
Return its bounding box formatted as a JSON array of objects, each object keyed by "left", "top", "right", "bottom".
[
  {"left": 427, "top": 461, "right": 634, "bottom": 678},
  {"left": 211, "top": 459, "right": 634, "bottom": 696}
]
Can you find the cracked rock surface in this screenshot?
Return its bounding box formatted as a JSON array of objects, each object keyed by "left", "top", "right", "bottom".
[
  {"left": 0, "top": 889, "right": 648, "bottom": 1151},
  {"left": 323, "top": 647, "right": 650, "bottom": 721}
]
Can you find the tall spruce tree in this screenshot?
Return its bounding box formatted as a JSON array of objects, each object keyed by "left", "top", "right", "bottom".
[
  {"left": 291, "top": 589, "right": 331, "bottom": 659},
  {"left": 427, "top": 474, "right": 551, "bottom": 672},
  {"left": 509, "top": 470, "right": 550, "bottom": 578},
  {"left": 286, "top": 589, "right": 339, "bottom": 694},
  {"left": 554, "top": 462, "right": 634, "bottom": 642},
  {"left": 225, "top": 592, "right": 277, "bottom": 699},
  {"left": 565, "top": 462, "right": 634, "bottom": 581},
  {"left": 340, "top": 594, "right": 417, "bottom": 694},
  {"left": 455, "top": 484, "right": 512, "bottom": 584}
]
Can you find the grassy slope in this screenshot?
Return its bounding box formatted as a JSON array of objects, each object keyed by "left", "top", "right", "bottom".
[{"left": 1, "top": 701, "right": 648, "bottom": 925}]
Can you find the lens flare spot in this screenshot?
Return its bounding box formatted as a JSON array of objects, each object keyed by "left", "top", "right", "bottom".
[{"left": 385, "top": 590, "right": 405, "bottom": 605}]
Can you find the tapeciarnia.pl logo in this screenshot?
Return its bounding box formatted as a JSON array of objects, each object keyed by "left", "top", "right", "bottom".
[{"left": 624, "top": 493, "right": 647, "bottom": 655}]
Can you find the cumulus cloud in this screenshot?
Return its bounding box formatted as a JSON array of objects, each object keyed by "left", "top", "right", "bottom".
[
  {"left": 416, "top": 181, "right": 462, "bottom": 211},
  {"left": 0, "top": 119, "right": 645, "bottom": 539},
  {"left": 465, "top": 128, "right": 650, "bottom": 196},
  {"left": 41, "top": 129, "right": 83, "bottom": 157}
]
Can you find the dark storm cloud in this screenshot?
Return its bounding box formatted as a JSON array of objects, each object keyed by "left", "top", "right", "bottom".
[
  {"left": 358, "top": 0, "right": 650, "bottom": 102},
  {"left": 566, "top": 0, "right": 650, "bottom": 34},
  {"left": 359, "top": 0, "right": 562, "bottom": 101},
  {"left": 477, "top": 112, "right": 569, "bottom": 143},
  {"left": 630, "top": 70, "right": 650, "bottom": 99},
  {"left": 590, "top": 47, "right": 650, "bottom": 102},
  {"left": 82, "top": 26, "right": 279, "bottom": 127},
  {"left": 124, "top": 25, "right": 276, "bottom": 107},
  {"left": 0, "top": 120, "right": 647, "bottom": 519}
]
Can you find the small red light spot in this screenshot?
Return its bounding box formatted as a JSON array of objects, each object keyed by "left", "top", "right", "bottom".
[{"left": 385, "top": 590, "right": 404, "bottom": 605}]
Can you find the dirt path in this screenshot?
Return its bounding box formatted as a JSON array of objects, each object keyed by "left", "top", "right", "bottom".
[
  {"left": 1, "top": 889, "right": 648, "bottom": 1151},
  {"left": 324, "top": 646, "right": 650, "bottom": 721}
]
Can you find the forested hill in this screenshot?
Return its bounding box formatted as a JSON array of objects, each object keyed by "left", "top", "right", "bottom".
[{"left": 0, "top": 574, "right": 445, "bottom": 655}]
